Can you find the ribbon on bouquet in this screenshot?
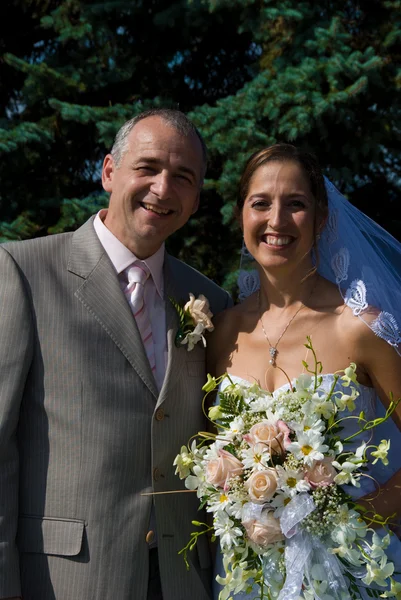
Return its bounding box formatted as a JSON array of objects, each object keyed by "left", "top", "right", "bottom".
[{"left": 274, "top": 493, "right": 350, "bottom": 600}]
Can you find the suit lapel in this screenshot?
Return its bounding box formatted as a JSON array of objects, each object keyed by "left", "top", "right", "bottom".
[
  {"left": 68, "top": 218, "right": 159, "bottom": 400},
  {"left": 156, "top": 255, "right": 187, "bottom": 406}
]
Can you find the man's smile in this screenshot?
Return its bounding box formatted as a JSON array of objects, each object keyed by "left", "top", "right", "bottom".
[{"left": 140, "top": 202, "right": 174, "bottom": 216}]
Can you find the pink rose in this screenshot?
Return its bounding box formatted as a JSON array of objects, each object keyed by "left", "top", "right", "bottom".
[
  {"left": 248, "top": 420, "right": 290, "bottom": 456},
  {"left": 242, "top": 511, "right": 284, "bottom": 547},
  {"left": 205, "top": 449, "right": 243, "bottom": 488},
  {"left": 276, "top": 420, "right": 292, "bottom": 449},
  {"left": 245, "top": 468, "right": 278, "bottom": 503},
  {"left": 304, "top": 457, "right": 336, "bottom": 488}
]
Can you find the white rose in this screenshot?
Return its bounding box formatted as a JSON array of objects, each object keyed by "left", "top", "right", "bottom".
[{"left": 245, "top": 468, "right": 278, "bottom": 503}]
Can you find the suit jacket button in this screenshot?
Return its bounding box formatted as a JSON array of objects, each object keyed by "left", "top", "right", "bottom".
[
  {"left": 153, "top": 467, "right": 161, "bottom": 481},
  {"left": 146, "top": 530, "right": 155, "bottom": 544},
  {"left": 155, "top": 408, "right": 164, "bottom": 421}
]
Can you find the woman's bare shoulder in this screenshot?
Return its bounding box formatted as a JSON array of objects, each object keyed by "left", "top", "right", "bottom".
[
  {"left": 208, "top": 294, "right": 256, "bottom": 370},
  {"left": 213, "top": 294, "right": 256, "bottom": 331},
  {"left": 312, "top": 276, "right": 344, "bottom": 312}
]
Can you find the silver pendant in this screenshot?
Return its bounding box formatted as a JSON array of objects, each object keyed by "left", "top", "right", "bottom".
[{"left": 269, "top": 346, "right": 278, "bottom": 366}]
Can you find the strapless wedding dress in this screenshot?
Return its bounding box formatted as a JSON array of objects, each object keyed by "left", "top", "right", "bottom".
[{"left": 213, "top": 374, "right": 401, "bottom": 600}]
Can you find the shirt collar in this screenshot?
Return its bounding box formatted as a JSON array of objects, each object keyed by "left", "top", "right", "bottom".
[{"left": 93, "top": 209, "right": 165, "bottom": 298}]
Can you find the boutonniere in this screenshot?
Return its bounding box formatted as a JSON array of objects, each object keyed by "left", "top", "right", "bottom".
[{"left": 170, "top": 293, "right": 214, "bottom": 351}]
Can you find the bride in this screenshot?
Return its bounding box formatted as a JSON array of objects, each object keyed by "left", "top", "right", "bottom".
[{"left": 208, "top": 144, "right": 401, "bottom": 599}]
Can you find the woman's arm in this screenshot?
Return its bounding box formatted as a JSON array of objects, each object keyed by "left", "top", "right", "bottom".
[{"left": 356, "top": 324, "right": 401, "bottom": 524}]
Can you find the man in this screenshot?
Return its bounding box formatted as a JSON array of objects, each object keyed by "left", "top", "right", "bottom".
[{"left": 0, "top": 109, "right": 231, "bottom": 600}]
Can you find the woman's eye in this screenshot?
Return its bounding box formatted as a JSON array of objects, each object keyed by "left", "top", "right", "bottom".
[{"left": 289, "top": 199, "right": 307, "bottom": 209}]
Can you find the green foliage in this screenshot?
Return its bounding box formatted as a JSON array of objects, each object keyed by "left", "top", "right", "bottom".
[
  {"left": 217, "top": 389, "right": 247, "bottom": 427},
  {"left": 169, "top": 297, "right": 196, "bottom": 346},
  {"left": 0, "top": 0, "right": 400, "bottom": 292}
]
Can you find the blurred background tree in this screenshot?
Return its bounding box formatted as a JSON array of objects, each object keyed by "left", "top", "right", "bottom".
[{"left": 1, "top": 0, "right": 400, "bottom": 292}]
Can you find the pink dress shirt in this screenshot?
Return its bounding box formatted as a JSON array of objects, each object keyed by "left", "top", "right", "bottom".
[{"left": 93, "top": 210, "right": 167, "bottom": 391}]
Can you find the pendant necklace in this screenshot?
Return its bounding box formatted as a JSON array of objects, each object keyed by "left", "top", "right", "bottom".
[{"left": 258, "top": 279, "right": 317, "bottom": 367}]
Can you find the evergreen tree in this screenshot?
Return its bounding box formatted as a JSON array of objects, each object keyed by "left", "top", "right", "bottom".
[
  {"left": 0, "top": 0, "right": 257, "bottom": 243},
  {"left": 188, "top": 0, "right": 401, "bottom": 287}
]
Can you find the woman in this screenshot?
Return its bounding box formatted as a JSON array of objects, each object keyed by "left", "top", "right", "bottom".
[{"left": 208, "top": 144, "right": 401, "bottom": 599}]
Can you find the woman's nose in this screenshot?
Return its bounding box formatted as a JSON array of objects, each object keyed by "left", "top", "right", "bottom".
[{"left": 268, "top": 202, "right": 287, "bottom": 229}]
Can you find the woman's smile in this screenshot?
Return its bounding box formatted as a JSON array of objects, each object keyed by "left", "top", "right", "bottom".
[{"left": 261, "top": 233, "right": 296, "bottom": 249}]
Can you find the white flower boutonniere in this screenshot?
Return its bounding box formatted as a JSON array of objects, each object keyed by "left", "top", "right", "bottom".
[{"left": 170, "top": 293, "right": 214, "bottom": 351}]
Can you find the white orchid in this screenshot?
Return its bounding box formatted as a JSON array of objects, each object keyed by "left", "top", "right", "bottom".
[
  {"left": 371, "top": 439, "right": 391, "bottom": 466},
  {"left": 303, "top": 393, "right": 336, "bottom": 420},
  {"left": 294, "top": 373, "right": 313, "bottom": 390},
  {"left": 362, "top": 556, "right": 394, "bottom": 587},
  {"left": 331, "top": 505, "right": 367, "bottom": 544},
  {"left": 185, "top": 464, "right": 207, "bottom": 497},
  {"left": 369, "top": 532, "right": 391, "bottom": 560},
  {"left": 180, "top": 323, "right": 207, "bottom": 351},
  {"left": 173, "top": 445, "right": 194, "bottom": 479},
  {"left": 331, "top": 542, "right": 363, "bottom": 566},
  {"left": 335, "top": 385, "right": 359, "bottom": 412},
  {"left": 332, "top": 459, "right": 361, "bottom": 487},
  {"left": 341, "top": 363, "right": 358, "bottom": 386}
]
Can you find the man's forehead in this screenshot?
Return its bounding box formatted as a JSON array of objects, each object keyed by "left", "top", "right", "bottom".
[
  {"left": 126, "top": 117, "right": 203, "bottom": 173},
  {"left": 128, "top": 116, "right": 197, "bottom": 148}
]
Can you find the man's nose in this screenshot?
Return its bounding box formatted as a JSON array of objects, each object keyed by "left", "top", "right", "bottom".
[{"left": 150, "top": 171, "right": 172, "bottom": 199}]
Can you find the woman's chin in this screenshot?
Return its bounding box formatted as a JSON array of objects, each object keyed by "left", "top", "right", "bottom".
[{"left": 256, "top": 256, "right": 313, "bottom": 277}]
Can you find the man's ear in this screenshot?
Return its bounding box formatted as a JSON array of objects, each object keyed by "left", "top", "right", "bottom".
[{"left": 102, "top": 154, "right": 115, "bottom": 192}]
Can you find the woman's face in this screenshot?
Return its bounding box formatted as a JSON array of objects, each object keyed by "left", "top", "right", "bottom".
[{"left": 241, "top": 160, "right": 316, "bottom": 275}]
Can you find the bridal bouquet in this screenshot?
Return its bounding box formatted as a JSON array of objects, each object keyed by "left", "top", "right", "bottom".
[{"left": 174, "top": 338, "right": 400, "bottom": 600}]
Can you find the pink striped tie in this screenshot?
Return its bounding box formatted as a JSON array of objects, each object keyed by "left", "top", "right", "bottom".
[{"left": 124, "top": 263, "right": 156, "bottom": 374}]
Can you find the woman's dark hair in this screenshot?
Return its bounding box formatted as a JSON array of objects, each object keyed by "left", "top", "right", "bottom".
[{"left": 238, "top": 144, "right": 329, "bottom": 275}]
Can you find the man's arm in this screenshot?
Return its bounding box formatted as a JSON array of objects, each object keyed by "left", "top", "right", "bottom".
[{"left": 0, "top": 247, "right": 33, "bottom": 598}]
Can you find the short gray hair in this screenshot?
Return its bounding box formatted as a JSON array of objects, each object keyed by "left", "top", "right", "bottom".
[{"left": 110, "top": 108, "right": 208, "bottom": 179}]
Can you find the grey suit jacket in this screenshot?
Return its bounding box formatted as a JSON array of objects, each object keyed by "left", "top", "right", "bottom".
[{"left": 0, "top": 217, "right": 231, "bottom": 600}]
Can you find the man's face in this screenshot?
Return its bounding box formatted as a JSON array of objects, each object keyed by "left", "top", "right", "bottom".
[{"left": 102, "top": 116, "right": 203, "bottom": 258}]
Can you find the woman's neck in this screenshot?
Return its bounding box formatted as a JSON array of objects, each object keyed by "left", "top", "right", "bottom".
[{"left": 258, "top": 265, "right": 317, "bottom": 309}]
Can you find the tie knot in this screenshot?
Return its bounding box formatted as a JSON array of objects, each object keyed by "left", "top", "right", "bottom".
[{"left": 126, "top": 263, "right": 150, "bottom": 287}]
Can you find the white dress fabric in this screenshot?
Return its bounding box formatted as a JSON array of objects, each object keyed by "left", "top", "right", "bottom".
[{"left": 213, "top": 374, "right": 401, "bottom": 600}]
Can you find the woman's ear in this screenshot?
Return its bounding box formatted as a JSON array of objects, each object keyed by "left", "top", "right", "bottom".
[{"left": 317, "top": 210, "right": 328, "bottom": 237}]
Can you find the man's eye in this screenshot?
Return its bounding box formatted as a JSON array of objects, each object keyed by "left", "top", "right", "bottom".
[
  {"left": 137, "top": 166, "right": 155, "bottom": 173},
  {"left": 176, "top": 173, "right": 192, "bottom": 183},
  {"left": 252, "top": 200, "right": 269, "bottom": 209}
]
